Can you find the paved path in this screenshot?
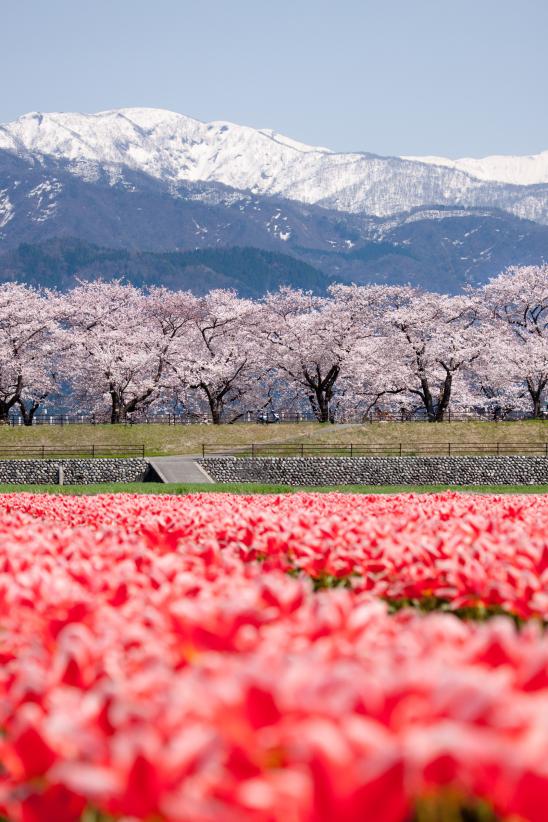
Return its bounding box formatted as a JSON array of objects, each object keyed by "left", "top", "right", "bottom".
[{"left": 147, "top": 456, "right": 214, "bottom": 484}]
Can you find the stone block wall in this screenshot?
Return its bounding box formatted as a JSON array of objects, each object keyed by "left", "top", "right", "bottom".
[
  {"left": 200, "top": 456, "right": 548, "bottom": 486},
  {"left": 0, "top": 459, "right": 150, "bottom": 485}
]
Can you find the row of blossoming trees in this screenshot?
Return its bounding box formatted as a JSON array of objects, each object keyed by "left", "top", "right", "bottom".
[{"left": 1, "top": 264, "right": 546, "bottom": 424}]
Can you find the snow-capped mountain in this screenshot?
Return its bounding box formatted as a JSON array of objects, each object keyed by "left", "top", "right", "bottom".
[
  {"left": 403, "top": 151, "right": 548, "bottom": 186},
  {"left": 1, "top": 142, "right": 548, "bottom": 294},
  {"left": 1, "top": 107, "right": 548, "bottom": 296},
  {"left": 1, "top": 107, "right": 548, "bottom": 223}
]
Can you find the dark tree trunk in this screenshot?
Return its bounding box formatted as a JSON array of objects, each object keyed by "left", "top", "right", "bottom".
[
  {"left": 209, "top": 399, "right": 222, "bottom": 425},
  {"left": 200, "top": 384, "right": 223, "bottom": 424},
  {"left": 109, "top": 388, "right": 126, "bottom": 424},
  {"left": 110, "top": 407, "right": 125, "bottom": 424},
  {"left": 434, "top": 372, "right": 453, "bottom": 422},
  {"left": 311, "top": 388, "right": 333, "bottom": 423},
  {"left": 304, "top": 365, "right": 339, "bottom": 423},
  {"left": 417, "top": 372, "right": 453, "bottom": 422},
  {"left": 0, "top": 397, "right": 19, "bottom": 425},
  {"left": 317, "top": 390, "right": 330, "bottom": 423},
  {"left": 527, "top": 377, "right": 546, "bottom": 419},
  {"left": 0, "top": 402, "right": 11, "bottom": 424},
  {"left": 17, "top": 399, "right": 42, "bottom": 427},
  {"left": 419, "top": 376, "right": 437, "bottom": 422}
]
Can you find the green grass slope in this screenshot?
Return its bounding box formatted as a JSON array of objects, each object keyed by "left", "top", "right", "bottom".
[
  {"left": 0, "top": 420, "right": 546, "bottom": 457},
  {"left": 0, "top": 483, "right": 546, "bottom": 495}
]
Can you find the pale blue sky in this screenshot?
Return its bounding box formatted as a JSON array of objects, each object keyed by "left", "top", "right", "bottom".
[{"left": 2, "top": 0, "right": 547, "bottom": 158}]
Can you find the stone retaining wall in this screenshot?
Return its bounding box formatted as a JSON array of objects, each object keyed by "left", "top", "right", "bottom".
[
  {"left": 0, "top": 459, "right": 149, "bottom": 485},
  {"left": 200, "top": 456, "right": 548, "bottom": 486}
]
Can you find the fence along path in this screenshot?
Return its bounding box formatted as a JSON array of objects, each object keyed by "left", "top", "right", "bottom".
[
  {"left": 0, "top": 445, "right": 146, "bottom": 458},
  {"left": 202, "top": 441, "right": 548, "bottom": 458},
  {"left": 6, "top": 408, "right": 548, "bottom": 426}
]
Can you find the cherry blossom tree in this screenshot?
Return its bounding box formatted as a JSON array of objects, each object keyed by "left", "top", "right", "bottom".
[
  {"left": 8, "top": 264, "right": 541, "bottom": 425},
  {"left": 384, "top": 289, "right": 483, "bottom": 421},
  {"left": 480, "top": 265, "right": 548, "bottom": 418},
  {"left": 326, "top": 284, "right": 415, "bottom": 420},
  {"left": 0, "top": 283, "right": 62, "bottom": 425},
  {"left": 335, "top": 336, "right": 404, "bottom": 421},
  {"left": 62, "top": 281, "right": 189, "bottom": 423},
  {"left": 262, "top": 287, "right": 368, "bottom": 423},
  {"left": 166, "top": 290, "right": 266, "bottom": 424}
]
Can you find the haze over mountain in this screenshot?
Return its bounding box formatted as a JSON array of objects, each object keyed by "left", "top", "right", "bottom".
[{"left": 0, "top": 107, "right": 547, "bottom": 294}]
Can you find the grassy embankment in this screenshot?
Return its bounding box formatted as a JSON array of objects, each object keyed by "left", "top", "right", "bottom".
[
  {"left": 0, "top": 421, "right": 546, "bottom": 493},
  {"left": 0, "top": 419, "right": 546, "bottom": 456},
  {"left": 0, "top": 483, "right": 547, "bottom": 495}
]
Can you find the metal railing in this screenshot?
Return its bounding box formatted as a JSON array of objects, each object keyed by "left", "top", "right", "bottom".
[
  {"left": 7, "top": 414, "right": 185, "bottom": 426},
  {"left": 362, "top": 409, "right": 548, "bottom": 423},
  {"left": 7, "top": 415, "right": 96, "bottom": 426},
  {"left": 202, "top": 441, "right": 548, "bottom": 458},
  {"left": 7, "top": 412, "right": 316, "bottom": 426},
  {"left": 0, "top": 444, "right": 146, "bottom": 459},
  {"left": 6, "top": 408, "right": 548, "bottom": 426}
]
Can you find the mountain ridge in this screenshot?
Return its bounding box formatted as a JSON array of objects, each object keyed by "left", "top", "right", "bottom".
[
  {"left": 403, "top": 149, "right": 548, "bottom": 186},
  {"left": 1, "top": 108, "right": 548, "bottom": 295},
  {"left": 4, "top": 107, "right": 548, "bottom": 183},
  {"left": 2, "top": 108, "right": 548, "bottom": 222}
]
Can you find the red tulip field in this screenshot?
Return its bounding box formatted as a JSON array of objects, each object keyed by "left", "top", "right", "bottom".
[{"left": 1, "top": 491, "right": 548, "bottom": 821}]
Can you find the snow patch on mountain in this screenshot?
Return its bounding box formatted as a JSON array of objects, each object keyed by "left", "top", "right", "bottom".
[
  {"left": 27, "top": 179, "right": 62, "bottom": 223},
  {"left": 267, "top": 209, "right": 292, "bottom": 241},
  {"left": 0, "top": 190, "right": 14, "bottom": 229}
]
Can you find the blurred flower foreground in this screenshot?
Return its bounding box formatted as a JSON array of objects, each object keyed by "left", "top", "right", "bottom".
[{"left": 1, "top": 491, "right": 547, "bottom": 821}]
